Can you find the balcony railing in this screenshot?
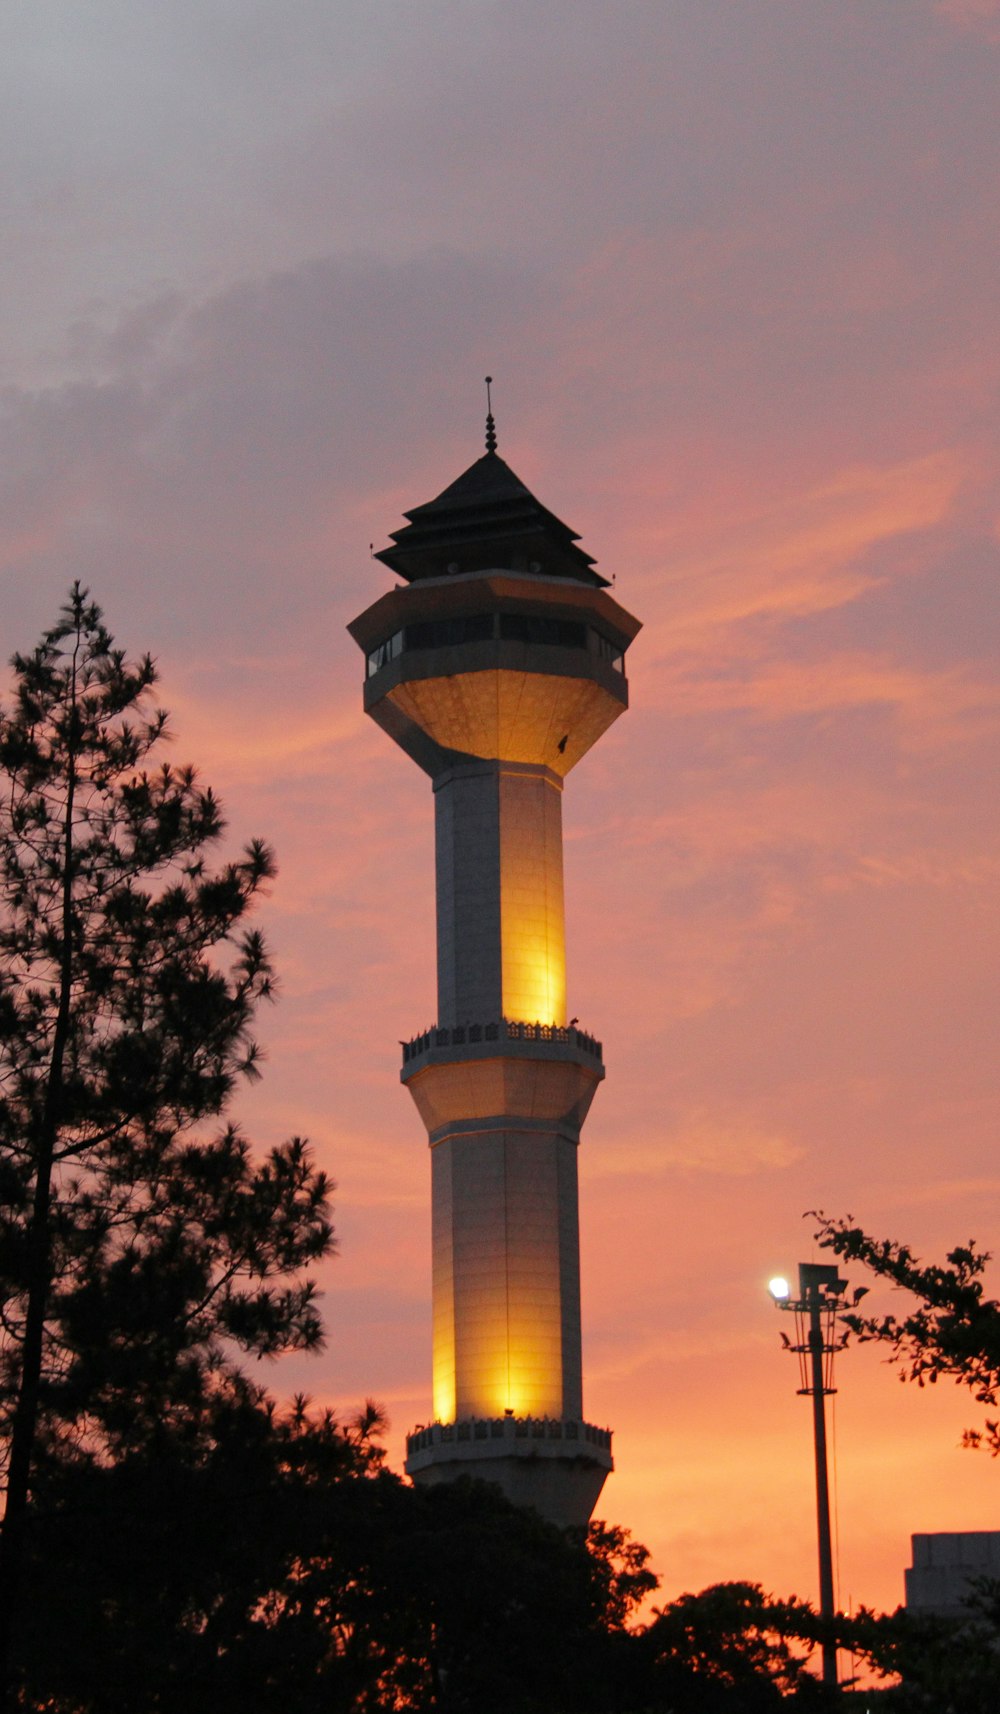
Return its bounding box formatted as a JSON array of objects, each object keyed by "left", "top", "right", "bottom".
[
  {"left": 406, "top": 1414, "right": 613, "bottom": 1456},
  {"left": 401, "top": 1017, "right": 603, "bottom": 1066}
]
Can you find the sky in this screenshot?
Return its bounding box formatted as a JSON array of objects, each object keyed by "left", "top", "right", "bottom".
[{"left": 2, "top": 0, "right": 999, "bottom": 1624}]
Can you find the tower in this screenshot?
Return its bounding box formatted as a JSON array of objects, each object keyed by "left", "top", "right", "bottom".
[{"left": 348, "top": 397, "right": 641, "bottom": 1527}]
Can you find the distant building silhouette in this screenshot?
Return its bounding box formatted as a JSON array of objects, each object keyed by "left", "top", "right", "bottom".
[{"left": 906, "top": 1532, "right": 1000, "bottom": 1616}]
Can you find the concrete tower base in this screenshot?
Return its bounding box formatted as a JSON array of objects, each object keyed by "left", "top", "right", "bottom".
[{"left": 405, "top": 1414, "right": 613, "bottom": 1530}]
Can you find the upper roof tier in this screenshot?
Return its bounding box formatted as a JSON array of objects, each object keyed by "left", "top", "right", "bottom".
[{"left": 374, "top": 450, "right": 610, "bottom": 589}]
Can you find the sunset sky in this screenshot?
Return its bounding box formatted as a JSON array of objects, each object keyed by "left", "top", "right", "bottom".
[{"left": 3, "top": 0, "right": 999, "bottom": 1621}]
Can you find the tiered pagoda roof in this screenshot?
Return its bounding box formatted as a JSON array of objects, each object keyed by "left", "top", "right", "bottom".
[{"left": 374, "top": 447, "right": 609, "bottom": 589}]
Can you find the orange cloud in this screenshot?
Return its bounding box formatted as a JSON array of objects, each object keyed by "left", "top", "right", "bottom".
[
  {"left": 591, "top": 1114, "right": 805, "bottom": 1180},
  {"left": 642, "top": 450, "right": 966, "bottom": 642},
  {"left": 653, "top": 651, "right": 1000, "bottom": 752},
  {"left": 166, "top": 678, "right": 365, "bottom": 783}
]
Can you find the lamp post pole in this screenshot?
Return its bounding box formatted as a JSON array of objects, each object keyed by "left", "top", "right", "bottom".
[
  {"left": 771, "top": 1261, "right": 847, "bottom": 1693},
  {"left": 805, "top": 1278, "right": 837, "bottom": 1683}
]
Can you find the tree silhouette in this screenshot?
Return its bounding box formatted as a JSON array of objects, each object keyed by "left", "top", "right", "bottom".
[
  {"left": 813, "top": 1212, "right": 1000, "bottom": 1452},
  {"left": 0, "top": 587, "right": 334, "bottom": 1708},
  {"left": 639, "top": 1581, "right": 841, "bottom": 1710}
]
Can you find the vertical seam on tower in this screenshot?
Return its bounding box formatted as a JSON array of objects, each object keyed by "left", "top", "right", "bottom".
[
  {"left": 448, "top": 1144, "right": 456, "bottom": 1423},
  {"left": 495, "top": 756, "right": 511, "bottom": 1408},
  {"left": 546, "top": 773, "right": 557, "bottom": 1022},
  {"left": 504, "top": 1138, "right": 511, "bottom": 1405},
  {"left": 497, "top": 761, "right": 504, "bottom": 1020}
]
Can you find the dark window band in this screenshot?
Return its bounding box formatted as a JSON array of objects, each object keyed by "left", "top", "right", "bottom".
[{"left": 367, "top": 614, "right": 625, "bottom": 677}]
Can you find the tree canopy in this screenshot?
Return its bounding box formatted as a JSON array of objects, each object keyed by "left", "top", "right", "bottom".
[{"left": 814, "top": 1212, "right": 1000, "bottom": 1453}]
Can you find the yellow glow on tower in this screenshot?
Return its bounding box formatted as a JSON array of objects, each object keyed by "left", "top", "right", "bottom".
[
  {"left": 433, "top": 1359, "right": 456, "bottom": 1425},
  {"left": 499, "top": 765, "right": 566, "bottom": 1026},
  {"left": 437, "top": 1314, "right": 563, "bottom": 1421},
  {"left": 503, "top": 1323, "right": 563, "bottom": 1419},
  {"left": 501, "top": 925, "right": 566, "bottom": 1025}
]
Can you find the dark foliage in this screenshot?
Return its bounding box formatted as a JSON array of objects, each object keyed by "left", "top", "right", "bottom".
[
  {"left": 836, "top": 1586, "right": 1000, "bottom": 1712},
  {"left": 813, "top": 1212, "right": 1000, "bottom": 1452},
  {"left": 14, "top": 1419, "right": 656, "bottom": 1714},
  {"left": 0, "top": 589, "right": 335, "bottom": 1702},
  {"left": 638, "top": 1581, "right": 841, "bottom": 1709},
  {"left": 19, "top": 1421, "right": 884, "bottom": 1714}
]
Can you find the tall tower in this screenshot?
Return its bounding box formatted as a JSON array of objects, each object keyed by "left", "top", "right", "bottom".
[{"left": 349, "top": 400, "right": 640, "bottom": 1528}]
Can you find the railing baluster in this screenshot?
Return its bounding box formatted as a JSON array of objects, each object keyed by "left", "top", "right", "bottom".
[{"left": 400, "top": 1018, "right": 604, "bottom": 1067}]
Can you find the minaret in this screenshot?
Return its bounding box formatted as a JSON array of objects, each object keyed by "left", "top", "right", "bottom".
[{"left": 348, "top": 391, "right": 641, "bottom": 1527}]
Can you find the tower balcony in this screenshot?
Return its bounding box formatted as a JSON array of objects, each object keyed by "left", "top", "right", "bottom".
[
  {"left": 406, "top": 1413, "right": 612, "bottom": 1464},
  {"left": 404, "top": 1414, "right": 613, "bottom": 1530},
  {"left": 401, "top": 1016, "right": 603, "bottom": 1070},
  {"left": 400, "top": 1017, "right": 605, "bottom": 1138}
]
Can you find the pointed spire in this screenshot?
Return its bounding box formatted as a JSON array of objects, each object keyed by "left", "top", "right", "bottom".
[{"left": 372, "top": 381, "right": 610, "bottom": 586}]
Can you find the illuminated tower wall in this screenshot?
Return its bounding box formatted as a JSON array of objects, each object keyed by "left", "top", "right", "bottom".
[{"left": 349, "top": 421, "right": 640, "bottom": 1527}]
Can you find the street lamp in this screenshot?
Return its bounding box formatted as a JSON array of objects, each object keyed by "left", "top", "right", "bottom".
[{"left": 770, "top": 1261, "right": 848, "bottom": 1691}]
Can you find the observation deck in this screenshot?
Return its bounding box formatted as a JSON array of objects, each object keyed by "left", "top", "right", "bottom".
[
  {"left": 401, "top": 1017, "right": 603, "bottom": 1070},
  {"left": 405, "top": 1414, "right": 613, "bottom": 1528}
]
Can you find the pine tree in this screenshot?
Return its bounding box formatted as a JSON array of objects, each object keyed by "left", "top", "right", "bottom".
[{"left": 0, "top": 586, "right": 334, "bottom": 1708}]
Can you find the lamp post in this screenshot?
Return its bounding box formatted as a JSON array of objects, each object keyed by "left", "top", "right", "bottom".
[{"left": 769, "top": 1262, "right": 847, "bottom": 1691}]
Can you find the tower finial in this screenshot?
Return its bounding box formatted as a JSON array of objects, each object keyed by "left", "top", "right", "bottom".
[{"left": 485, "top": 375, "right": 497, "bottom": 455}]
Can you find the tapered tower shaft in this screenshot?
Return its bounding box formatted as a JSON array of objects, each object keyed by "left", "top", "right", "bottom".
[
  {"left": 349, "top": 422, "right": 640, "bottom": 1527},
  {"left": 435, "top": 760, "right": 565, "bottom": 1029}
]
